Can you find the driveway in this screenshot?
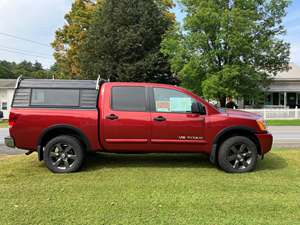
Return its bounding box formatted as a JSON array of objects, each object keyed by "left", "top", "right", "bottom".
[
  {"left": 0, "top": 128, "right": 27, "bottom": 156},
  {"left": 0, "top": 128, "right": 8, "bottom": 145},
  {"left": 0, "top": 126, "right": 299, "bottom": 156}
]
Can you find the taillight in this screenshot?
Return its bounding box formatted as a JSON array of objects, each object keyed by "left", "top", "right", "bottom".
[{"left": 9, "top": 112, "right": 19, "bottom": 128}]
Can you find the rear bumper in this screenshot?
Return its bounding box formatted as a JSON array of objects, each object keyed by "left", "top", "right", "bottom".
[
  {"left": 256, "top": 132, "right": 273, "bottom": 154},
  {"left": 5, "top": 136, "right": 15, "bottom": 148}
]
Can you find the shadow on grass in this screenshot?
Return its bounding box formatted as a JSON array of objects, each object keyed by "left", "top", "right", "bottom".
[
  {"left": 256, "top": 152, "right": 288, "bottom": 171},
  {"left": 82, "top": 152, "right": 214, "bottom": 172},
  {"left": 82, "top": 151, "right": 288, "bottom": 172}
]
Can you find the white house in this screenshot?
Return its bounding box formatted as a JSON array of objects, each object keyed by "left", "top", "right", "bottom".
[
  {"left": 0, "top": 79, "right": 16, "bottom": 119},
  {"left": 264, "top": 63, "right": 300, "bottom": 108},
  {"left": 241, "top": 63, "right": 300, "bottom": 109}
]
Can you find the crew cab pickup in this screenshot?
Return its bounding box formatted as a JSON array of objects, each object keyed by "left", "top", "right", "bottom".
[{"left": 5, "top": 78, "right": 273, "bottom": 173}]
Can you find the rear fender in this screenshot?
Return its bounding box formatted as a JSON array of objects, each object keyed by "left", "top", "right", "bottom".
[{"left": 37, "top": 124, "right": 91, "bottom": 161}]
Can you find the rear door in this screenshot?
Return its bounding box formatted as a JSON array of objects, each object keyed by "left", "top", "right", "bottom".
[
  {"left": 102, "top": 85, "right": 151, "bottom": 151},
  {"left": 150, "top": 87, "right": 206, "bottom": 152}
]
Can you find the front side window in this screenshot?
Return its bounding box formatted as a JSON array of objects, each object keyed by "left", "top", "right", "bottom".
[
  {"left": 111, "top": 86, "right": 146, "bottom": 111},
  {"left": 153, "top": 88, "right": 196, "bottom": 113},
  {"left": 31, "top": 89, "right": 80, "bottom": 107}
]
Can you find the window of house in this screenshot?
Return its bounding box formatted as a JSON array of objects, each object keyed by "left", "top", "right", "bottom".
[
  {"left": 264, "top": 93, "right": 272, "bottom": 105},
  {"left": 31, "top": 89, "right": 80, "bottom": 107},
  {"left": 280, "top": 93, "right": 285, "bottom": 106},
  {"left": 2, "top": 102, "right": 7, "bottom": 110},
  {"left": 153, "top": 88, "right": 197, "bottom": 113},
  {"left": 273, "top": 93, "right": 279, "bottom": 105},
  {"left": 111, "top": 87, "right": 146, "bottom": 111}
]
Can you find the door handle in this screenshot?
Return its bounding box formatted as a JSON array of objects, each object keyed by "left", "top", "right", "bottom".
[
  {"left": 154, "top": 116, "right": 166, "bottom": 122},
  {"left": 106, "top": 114, "right": 119, "bottom": 120}
]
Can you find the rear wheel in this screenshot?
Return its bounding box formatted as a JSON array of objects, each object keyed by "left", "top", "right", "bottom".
[
  {"left": 44, "top": 135, "right": 84, "bottom": 173},
  {"left": 218, "top": 136, "right": 258, "bottom": 173}
]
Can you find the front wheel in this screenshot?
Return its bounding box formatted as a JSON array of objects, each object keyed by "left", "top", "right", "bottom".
[
  {"left": 218, "top": 136, "right": 258, "bottom": 173},
  {"left": 44, "top": 135, "right": 84, "bottom": 173}
]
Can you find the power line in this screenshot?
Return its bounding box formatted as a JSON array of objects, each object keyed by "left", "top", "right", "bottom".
[
  {"left": 0, "top": 32, "right": 51, "bottom": 48},
  {"left": 0, "top": 48, "right": 52, "bottom": 60},
  {"left": 0, "top": 44, "right": 50, "bottom": 57}
]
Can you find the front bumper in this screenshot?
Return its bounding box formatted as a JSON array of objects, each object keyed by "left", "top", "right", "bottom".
[
  {"left": 5, "top": 136, "right": 15, "bottom": 148},
  {"left": 256, "top": 132, "right": 273, "bottom": 154}
]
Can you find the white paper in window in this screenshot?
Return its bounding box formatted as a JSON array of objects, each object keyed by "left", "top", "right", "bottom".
[
  {"left": 170, "top": 97, "right": 192, "bottom": 112},
  {"left": 156, "top": 101, "right": 170, "bottom": 112}
]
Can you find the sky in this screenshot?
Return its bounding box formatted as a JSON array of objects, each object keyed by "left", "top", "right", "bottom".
[{"left": 0, "top": 0, "right": 299, "bottom": 69}]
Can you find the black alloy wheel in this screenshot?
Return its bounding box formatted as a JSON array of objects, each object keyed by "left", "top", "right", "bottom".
[
  {"left": 218, "top": 136, "right": 258, "bottom": 173},
  {"left": 44, "top": 135, "right": 84, "bottom": 173}
]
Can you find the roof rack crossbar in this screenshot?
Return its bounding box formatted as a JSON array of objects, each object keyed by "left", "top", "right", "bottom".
[
  {"left": 96, "top": 75, "right": 109, "bottom": 90},
  {"left": 15, "top": 75, "right": 23, "bottom": 89}
]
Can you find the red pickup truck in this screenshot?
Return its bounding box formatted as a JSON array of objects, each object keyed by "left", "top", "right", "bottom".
[{"left": 5, "top": 78, "right": 272, "bottom": 173}]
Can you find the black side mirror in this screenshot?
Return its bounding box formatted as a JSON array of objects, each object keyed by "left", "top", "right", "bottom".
[{"left": 192, "top": 102, "right": 206, "bottom": 115}]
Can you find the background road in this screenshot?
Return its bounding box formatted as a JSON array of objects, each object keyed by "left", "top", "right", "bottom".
[
  {"left": 270, "top": 126, "right": 300, "bottom": 148},
  {"left": 0, "top": 126, "right": 299, "bottom": 155}
]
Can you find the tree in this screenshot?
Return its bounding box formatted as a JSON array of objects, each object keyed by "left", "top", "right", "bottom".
[
  {"left": 0, "top": 60, "right": 15, "bottom": 78},
  {"left": 162, "top": 0, "right": 290, "bottom": 106},
  {"left": 156, "top": 0, "right": 176, "bottom": 22},
  {"left": 52, "top": 0, "right": 98, "bottom": 79},
  {"left": 79, "top": 0, "right": 179, "bottom": 84},
  {"left": 0, "top": 60, "right": 51, "bottom": 79}
]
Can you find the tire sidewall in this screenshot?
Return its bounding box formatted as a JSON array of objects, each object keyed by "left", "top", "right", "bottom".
[
  {"left": 218, "top": 136, "right": 258, "bottom": 173},
  {"left": 43, "top": 135, "right": 84, "bottom": 173}
]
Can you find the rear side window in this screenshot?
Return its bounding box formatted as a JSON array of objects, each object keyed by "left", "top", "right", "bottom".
[
  {"left": 111, "top": 87, "right": 146, "bottom": 111},
  {"left": 31, "top": 89, "right": 80, "bottom": 107}
]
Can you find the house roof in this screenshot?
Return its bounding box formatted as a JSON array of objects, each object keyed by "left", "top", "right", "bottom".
[
  {"left": 0, "top": 79, "right": 16, "bottom": 88},
  {"left": 268, "top": 81, "right": 300, "bottom": 92},
  {"left": 274, "top": 63, "right": 300, "bottom": 81}
]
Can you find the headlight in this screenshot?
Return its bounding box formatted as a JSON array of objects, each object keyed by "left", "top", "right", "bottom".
[{"left": 256, "top": 120, "right": 267, "bottom": 132}]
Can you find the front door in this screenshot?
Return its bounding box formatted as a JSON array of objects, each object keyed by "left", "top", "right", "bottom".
[
  {"left": 150, "top": 87, "right": 206, "bottom": 152},
  {"left": 102, "top": 85, "right": 151, "bottom": 151}
]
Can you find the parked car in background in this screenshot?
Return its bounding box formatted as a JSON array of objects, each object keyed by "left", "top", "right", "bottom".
[{"left": 5, "top": 78, "right": 273, "bottom": 173}]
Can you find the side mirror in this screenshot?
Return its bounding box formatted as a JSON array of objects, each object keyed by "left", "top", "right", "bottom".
[{"left": 192, "top": 102, "right": 206, "bottom": 115}]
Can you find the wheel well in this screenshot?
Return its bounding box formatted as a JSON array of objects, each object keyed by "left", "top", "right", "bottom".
[
  {"left": 38, "top": 126, "right": 90, "bottom": 160},
  {"left": 214, "top": 129, "right": 261, "bottom": 159}
]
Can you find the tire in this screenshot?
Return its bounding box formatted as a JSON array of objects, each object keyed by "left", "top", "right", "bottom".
[
  {"left": 218, "top": 136, "right": 258, "bottom": 173},
  {"left": 43, "top": 135, "right": 84, "bottom": 173}
]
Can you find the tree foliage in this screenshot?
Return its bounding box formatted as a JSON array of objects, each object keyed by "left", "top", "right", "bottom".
[
  {"left": 0, "top": 60, "right": 52, "bottom": 79},
  {"left": 79, "top": 0, "right": 178, "bottom": 84},
  {"left": 52, "top": 0, "right": 98, "bottom": 79},
  {"left": 162, "top": 0, "right": 290, "bottom": 106}
]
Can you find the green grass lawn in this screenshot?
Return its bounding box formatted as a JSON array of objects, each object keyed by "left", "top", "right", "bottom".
[
  {"left": 267, "top": 119, "right": 300, "bottom": 126},
  {"left": 0, "top": 120, "right": 8, "bottom": 128},
  {"left": 0, "top": 150, "right": 300, "bottom": 225}
]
